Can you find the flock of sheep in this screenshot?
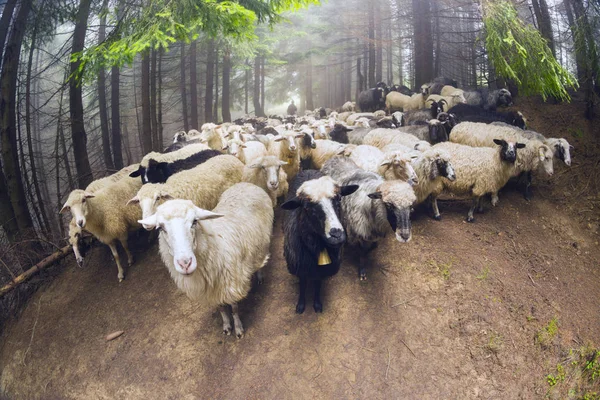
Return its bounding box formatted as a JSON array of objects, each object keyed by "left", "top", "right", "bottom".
[{"left": 58, "top": 76, "right": 573, "bottom": 338}]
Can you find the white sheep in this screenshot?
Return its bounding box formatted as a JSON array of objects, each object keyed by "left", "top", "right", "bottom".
[
  {"left": 426, "top": 93, "right": 466, "bottom": 111},
  {"left": 363, "top": 128, "right": 432, "bottom": 151},
  {"left": 341, "top": 101, "right": 356, "bottom": 112},
  {"left": 267, "top": 131, "right": 303, "bottom": 182},
  {"left": 310, "top": 139, "right": 348, "bottom": 169},
  {"left": 346, "top": 112, "right": 375, "bottom": 126},
  {"left": 385, "top": 92, "right": 425, "bottom": 112},
  {"left": 60, "top": 175, "right": 142, "bottom": 281},
  {"left": 440, "top": 85, "right": 464, "bottom": 97},
  {"left": 138, "top": 183, "right": 274, "bottom": 338},
  {"left": 431, "top": 140, "right": 525, "bottom": 222},
  {"left": 348, "top": 145, "right": 418, "bottom": 183},
  {"left": 242, "top": 156, "right": 289, "bottom": 206},
  {"left": 410, "top": 148, "right": 456, "bottom": 219},
  {"left": 128, "top": 155, "right": 244, "bottom": 224}
]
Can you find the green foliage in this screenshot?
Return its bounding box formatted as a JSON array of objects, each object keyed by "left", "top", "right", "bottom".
[
  {"left": 543, "top": 346, "right": 600, "bottom": 399},
  {"left": 536, "top": 316, "right": 559, "bottom": 347},
  {"left": 482, "top": 0, "right": 578, "bottom": 101},
  {"left": 73, "top": 0, "right": 319, "bottom": 82}
]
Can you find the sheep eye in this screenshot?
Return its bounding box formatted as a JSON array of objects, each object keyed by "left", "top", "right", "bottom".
[
  {"left": 191, "top": 219, "right": 199, "bottom": 227},
  {"left": 81, "top": 199, "right": 86, "bottom": 203}
]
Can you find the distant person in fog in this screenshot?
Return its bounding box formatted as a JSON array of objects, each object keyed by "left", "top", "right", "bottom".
[{"left": 287, "top": 100, "right": 297, "bottom": 116}]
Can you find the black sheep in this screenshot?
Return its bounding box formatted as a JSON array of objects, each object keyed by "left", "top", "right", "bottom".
[
  {"left": 129, "top": 149, "right": 222, "bottom": 184},
  {"left": 390, "top": 84, "right": 414, "bottom": 96},
  {"left": 282, "top": 170, "right": 358, "bottom": 314},
  {"left": 163, "top": 139, "right": 203, "bottom": 153},
  {"left": 357, "top": 87, "right": 386, "bottom": 112},
  {"left": 448, "top": 103, "right": 526, "bottom": 129}
]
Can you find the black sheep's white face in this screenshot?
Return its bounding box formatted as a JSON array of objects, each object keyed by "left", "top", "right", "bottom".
[
  {"left": 282, "top": 177, "right": 358, "bottom": 247},
  {"left": 498, "top": 89, "right": 513, "bottom": 107},
  {"left": 494, "top": 139, "right": 525, "bottom": 163}
]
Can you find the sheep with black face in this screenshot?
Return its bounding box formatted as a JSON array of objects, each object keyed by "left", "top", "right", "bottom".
[{"left": 282, "top": 171, "right": 358, "bottom": 314}]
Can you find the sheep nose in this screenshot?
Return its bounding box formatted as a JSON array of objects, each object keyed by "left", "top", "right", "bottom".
[
  {"left": 329, "top": 228, "right": 344, "bottom": 240},
  {"left": 177, "top": 257, "right": 193, "bottom": 273},
  {"left": 311, "top": 143, "right": 317, "bottom": 149},
  {"left": 269, "top": 181, "right": 279, "bottom": 189},
  {"left": 76, "top": 219, "right": 84, "bottom": 228}
]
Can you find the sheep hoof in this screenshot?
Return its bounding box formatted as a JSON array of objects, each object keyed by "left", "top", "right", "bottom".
[
  {"left": 128, "top": 258, "right": 135, "bottom": 267},
  {"left": 313, "top": 302, "right": 323, "bottom": 313},
  {"left": 118, "top": 277, "right": 124, "bottom": 283},
  {"left": 235, "top": 328, "right": 244, "bottom": 339},
  {"left": 223, "top": 327, "right": 232, "bottom": 336},
  {"left": 466, "top": 216, "right": 475, "bottom": 223},
  {"left": 295, "top": 302, "right": 306, "bottom": 314},
  {"left": 76, "top": 257, "right": 85, "bottom": 268},
  {"left": 359, "top": 272, "right": 368, "bottom": 281},
  {"left": 433, "top": 215, "right": 442, "bottom": 221}
]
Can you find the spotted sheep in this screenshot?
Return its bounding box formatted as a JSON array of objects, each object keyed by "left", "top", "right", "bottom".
[
  {"left": 282, "top": 171, "right": 358, "bottom": 314},
  {"left": 139, "top": 183, "right": 273, "bottom": 338}
]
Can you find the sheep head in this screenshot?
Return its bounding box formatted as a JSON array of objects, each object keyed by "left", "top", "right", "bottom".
[{"left": 60, "top": 190, "right": 95, "bottom": 228}]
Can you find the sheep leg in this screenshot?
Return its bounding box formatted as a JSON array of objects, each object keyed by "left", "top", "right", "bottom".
[
  {"left": 466, "top": 197, "right": 479, "bottom": 223},
  {"left": 231, "top": 303, "right": 244, "bottom": 338},
  {"left": 255, "top": 269, "right": 264, "bottom": 285},
  {"left": 296, "top": 277, "right": 307, "bottom": 314},
  {"left": 431, "top": 196, "right": 442, "bottom": 221},
  {"left": 219, "top": 305, "right": 232, "bottom": 336},
  {"left": 313, "top": 280, "right": 323, "bottom": 313},
  {"left": 491, "top": 193, "right": 500, "bottom": 207},
  {"left": 523, "top": 171, "right": 533, "bottom": 201},
  {"left": 476, "top": 196, "right": 485, "bottom": 213},
  {"left": 72, "top": 240, "right": 84, "bottom": 268},
  {"left": 108, "top": 242, "right": 125, "bottom": 282},
  {"left": 358, "top": 241, "right": 376, "bottom": 281},
  {"left": 120, "top": 236, "right": 134, "bottom": 267}
]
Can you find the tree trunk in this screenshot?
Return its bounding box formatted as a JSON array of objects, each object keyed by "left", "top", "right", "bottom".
[
  {"left": 412, "top": 0, "right": 434, "bottom": 86},
  {"left": 253, "top": 56, "right": 265, "bottom": 117},
  {"left": 0, "top": 162, "right": 18, "bottom": 241},
  {"left": 260, "top": 56, "right": 266, "bottom": 114},
  {"left": 368, "top": 0, "right": 376, "bottom": 87},
  {"left": 244, "top": 58, "right": 249, "bottom": 115},
  {"left": 204, "top": 39, "right": 215, "bottom": 122},
  {"left": 356, "top": 58, "right": 363, "bottom": 101},
  {"left": 141, "top": 51, "right": 152, "bottom": 154},
  {"left": 111, "top": 64, "right": 123, "bottom": 169},
  {"left": 157, "top": 48, "right": 163, "bottom": 149},
  {"left": 190, "top": 40, "right": 198, "bottom": 129},
  {"left": 150, "top": 48, "right": 158, "bottom": 151},
  {"left": 433, "top": 0, "right": 442, "bottom": 77},
  {"left": 214, "top": 47, "right": 219, "bottom": 123},
  {"left": 180, "top": 43, "right": 189, "bottom": 131},
  {"left": 98, "top": 0, "right": 113, "bottom": 170},
  {"left": 221, "top": 48, "right": 232, "bottom": 122},
  {"left": 0, "top": 0, "right": 18, "bottom": 71},
  {"left": 0, "top": 0, "right": 35, "bottom": 234},
  {"left": 305, "top": 55, "right": 313, "bottom": 111},
  {"left": 375, "top": 0, "right": 383, "bottom": 83},
  {"left": 69, "top": 0, "right": 93, "bottom": 188},
  {"left": 25, "top": 14, "right": 51, "bottom": 236},
  {"left": 531, "top": 0, "right": 555, "bottom": 56},
  {"left": 58, "top": 70, "right": 73, "bottom": 190}
]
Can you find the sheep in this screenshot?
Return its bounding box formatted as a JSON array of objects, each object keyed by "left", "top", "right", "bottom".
[
  {"left": 348, "top": 145, "right": 418, "bottom": 184},
  {"left": 385, "top": 92, "right": 426, "bottom": 112},
  {"left": 431, "top": 140, "right": 526, "bottom": 222},
  {"left": 282, "top": 170, "right": 358, "bottom": 313},
  {"left": 172, "top": 130, "right": 188, "bottom": 143},
  {"left": 403, "top": 101, "right": 444, "bottom": 126},
  {"left": 295, "top": 127, "right": 317, "bottom": 169},
  {"left": 267, "top": 130, "right": 304, "bottom": 182},
  {"left": 409, "top": 148, "right": 456, "bottom": 219},
  {"left": 321, "top": 157, "right": 416, "bottom": 280},
  {"left": 337, "top": 111, "right": 354, "bottom": 122},
  {"left": 342, "top": 101, "right": 356, "bottom": 112},
  {"left": 450, "top": 121, "right": 554, "bottom": 199},
  {"left": 346, "top": 112, "right": 375, "bottom": 126},
  {"left": 60, "top": 175, "right": 143, "bottom": 281},
  {"left": 69, "top": 164, "right": 140, "bottom": 266},
  {"left": 373, "top": 110, "right": 386, "bottom": 118},
  {"left": 232, "top": 140, "right": 267, "bottom": 165},
  {"left": 130, "top": 143, "right": 209, "bottom": 183},
  {"left": 448, "top": 103, "right": 527, "bottom": 129},
  {"left": 391, "top": 111, "right": 404, "bottom": 127},
  {"left": 440, "top": 85, "right": 464, "bottom": 97},
  {"left": 242, "top": 156, "right": 289, "bottom": 206},
  {"left": 426, "top": 93, "right": 466, "bottom": 111},
  {"left": 163, "top": 139, "right": 204, "bottom": 153},
  {"left": 310, "top": 139, "right": 350, "bottom": 169},
  {"left": 363, "top": 128, "right": 432, "bottom": 151},
  {"left": 358, "top": 87, "right": 387, "bottom": 112},
  {"left": 330, "top": 118, "right": 373, "bottom": 145},
  {"left": 397, "top": 119, "right": 449, "bottom": 144},
  {"left": 131, "top": 148, "right": 222, "bottom": 184},
  {"left": 463, "top": 88, "right": 513, "bottom": 110},
  {"left": 490, "top": 122, "right": 573, "bottom": 167},
  {"left": 138, "top": 184, "right": 273, "bottom": 338},
  {"left": 390, "top": 84, "right": 414, "bottom": 96}
]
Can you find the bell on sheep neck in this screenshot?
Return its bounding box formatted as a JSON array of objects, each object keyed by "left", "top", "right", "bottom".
[{"left": 318, "top": 248, "right": 331, "bottom": 266}]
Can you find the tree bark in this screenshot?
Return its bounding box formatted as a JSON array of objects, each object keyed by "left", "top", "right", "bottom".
[
  {"left": 190, "top": 40, "right": 198, "bottom": 129},
  {"left": 433, "top": 0, "right": 442, "bottom": 77},
  {"left": 0, "top": 0, "right": 18, "bottom": 71},
  {"left": 221, "top": 48, "right": 232, "bottom": 122},
  {"left": 150, "top": 48, "right": 158, "bottom": 150},
  {"left": 260, "top": 56, "right": 266, "bottom": 114},
  {"left": 412, "top": 0, "right": 434, "bottom": 86},
  {"left": 253, "top": 56, "right": 265, "bottom": 116},
  {"left": 305, "top": 54, "right": 313, "bottom": 111},
  {"left": 111, "top": 64, "right": 123, "bottom": 168},
  {"left": 368, "top": 0, "right": 376, "bottom": 87},
  {"left": 531, "top": 0, "right": 555, "bottom": 56},
  {"left": 98, "top": 0, "right": 114, "bottom": 170},
  {"left": 375, "top": 0, "right": 383, "bottom": 83},
  {"left": 244, "top": 58, "right": 249, "bottom": 115},
  {"left": 69, "top": 0, "right": 93, "bottom": 188},
  {"left": 204, "top": 39, "right": 215, "bottom": 122},
  {"left": 180, "top": 43, "right": 189, "bottom": 131},
  {"left": 141, "top": 51, "right": 152, "bottom": 154},
  {"left": 214, "top": 47, "right": 219, "bottom": 123},
  {"left": 356, "top": 58, "right": 363, "bottom": 101},
  {"left": 0, "top": 0, "right": 35, "bottom": 234},
  {"left": 157, "top": 48, "right": 163, "bottom": 149}
]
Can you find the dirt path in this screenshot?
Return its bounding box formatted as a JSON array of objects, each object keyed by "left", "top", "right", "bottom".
[{"left": 1, "top": 183, "right": 599, "bottom": 398}]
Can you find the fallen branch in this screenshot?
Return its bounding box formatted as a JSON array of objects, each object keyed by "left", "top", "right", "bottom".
[{"left": 0, "top": 244, "right": 71, "bottom": 297}]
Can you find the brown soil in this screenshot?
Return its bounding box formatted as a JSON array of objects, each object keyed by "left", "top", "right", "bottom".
[{"left": 1, "top": 98, "right": 599, "bottom": 399}]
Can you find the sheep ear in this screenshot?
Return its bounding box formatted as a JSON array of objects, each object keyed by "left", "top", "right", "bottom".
[
  {"left": 336, "top": 147, "right": 347, "bottom": 155},
  {"left": 222, "top": 144, "right": 229, "bottom": 150},
  {"left": 367, "top": 192, "right": 383, "bottom": 199},
  {"left": 411, "top": 154, "right": 420, "bottom": 160},
  {"left": 241, "top": 143, "right": 247, "bottom": 148},
  {"left": 279, "top": 160, "right": 289, "bottom": 166},
  {"left": 538, "top": 148, "right": 546, "bottom": 161},
  {"left": 248, "top": 160, "right": 262, "bottom": 168},
  {"left": 138, "top": 215, "right": 158, "bottom": 229},
  {"left": 126, "top": 196, "right": 140, "bottom": 206},
  {"left": 59, "top": 204, "right": 70, "bottom": 214},
  {"left": 516, "top": 143, "right": 526, "bottom": 149},
  {"left": 84, "top": 192, "right": 95, "bottom": 199},
  {"left": 380, "top": 159, "right": 392, "bottom": 167},
  {"left": 129, "top": 169, "right": 141, "bottom": 177},
  {"left": 159, "top": 192, "right": 174, "bottom": 201},
  {"left": 273, "top": 136, "right": 285, "bottom": 142},
  {"left": 281, "top": 197, "right": 302, "bottom": 210},
  {"left": 194, "top": 207, "right": 224, "bottom": 221},
  {"left": 294, "top": 133, "right": 305, "bottom": 139},
  {"left": 340, "top": 185, "right": 359, "bottom": 196},
  {"left": 493, "top": 139, "right": 506, "bottom": 146},
  {"left": 569, "top": 145, "right": 574, "bottom": 150}
]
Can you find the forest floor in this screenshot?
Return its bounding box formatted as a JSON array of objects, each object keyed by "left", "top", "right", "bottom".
[{"left": 1, "top": 97, "right": 599, "bottom": 399}]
